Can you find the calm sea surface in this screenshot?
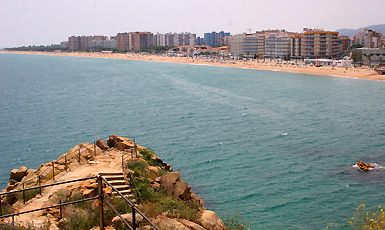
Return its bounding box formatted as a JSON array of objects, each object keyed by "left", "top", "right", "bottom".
[{"left": 1, "top": 53, "right": 385, "bottom": 229}]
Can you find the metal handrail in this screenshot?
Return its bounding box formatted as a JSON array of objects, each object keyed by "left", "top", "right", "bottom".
[
  {"left": 100, "top": 175, "right": 159, "bottom": 230},
  {"left": 0, "top": 176, "right": 97, "bottom": 197}
]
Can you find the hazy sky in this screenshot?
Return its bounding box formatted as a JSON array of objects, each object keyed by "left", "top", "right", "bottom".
[{"left": 1, "top": 0, "right": 385, "bottom": 47}]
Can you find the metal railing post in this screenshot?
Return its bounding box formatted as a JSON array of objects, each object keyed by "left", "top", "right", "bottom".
[
  {"left": 65, "top": 155, "right": 67, "bottom": 171},
  {"left": 38, "top": 176, "right": 42, "bottom": 195},
  {"left": 122, "top": 155, "right": 124, "bottom": 169},
  {"left": 23, "top": 183, "right": 26, "bottom": 204},
  {"left": 98, "top": 175, "right": 104, "bottom": 229},
  {"left": 11, "top": 206, "right": 14, "bottom": 227},
  {"left": 0, "top": 196, "right": 2, "bottom": 216},
  {"left": 59, "top": 200, "right": 62, "bottom": 219},
  {"left": 52, "top": 162, "right": 55, "bottom": 181},
  {"left": 132, "top": 204, "right": 136, "bottom": 230},
  {"left": 78, "top": 149, "right": 81, "bottom": 163}
]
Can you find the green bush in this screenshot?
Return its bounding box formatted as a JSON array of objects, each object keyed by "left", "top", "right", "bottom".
[{"left": 222, "top": 210, "right": 251, "bottom": 230}]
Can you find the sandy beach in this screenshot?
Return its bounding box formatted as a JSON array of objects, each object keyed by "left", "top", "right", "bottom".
[{"left": 2, "top": 51, "right": 385, "bottom": 81}]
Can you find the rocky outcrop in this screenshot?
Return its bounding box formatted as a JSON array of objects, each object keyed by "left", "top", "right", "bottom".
[
  {"left": 10, "top": 166, "right": 28, "bottom": 182},
  {"left": 197, "top": 210, "right": 225, "bottom": 230},
  {"left": 96, "top": 139, "right": 109, "bottom": 151},
  {"left": 111, "top": 213, "right": 144, "bottom": 228},
  {"left": 1, "top": 135, "right": 225, "bottom": 230},
  {"left": 356, "top": 161, "right": 374, "bottom": 171},
  {"left": 152, "top": 216, "right": 190, "bottom": 230}
]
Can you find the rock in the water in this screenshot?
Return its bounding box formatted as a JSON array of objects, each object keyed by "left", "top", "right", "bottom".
[
  {"left": 197, "top": 210, "right": 225, "bottom": 230},
  {"left": 356, "top": 161, "right": 374, "bottom": 171}
]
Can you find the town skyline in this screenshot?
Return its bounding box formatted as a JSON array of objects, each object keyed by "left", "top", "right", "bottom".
[{"left": 1, "top": 0, "right": 385, "bottom": 48}]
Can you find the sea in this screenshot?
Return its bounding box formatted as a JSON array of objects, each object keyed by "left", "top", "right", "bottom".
[{"left": 1, "top": 53, "right": 385, "bottom": 229}]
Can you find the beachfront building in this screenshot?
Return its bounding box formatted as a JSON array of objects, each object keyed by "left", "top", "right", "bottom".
[
  {"left": 154, "top": 33, "right": 166, "bottom": 46},
  {"left": 89, "top": 39, "right": 118, "bottom": 49},
  {"left": 338, "top": 35, "right": 350, "bottom": 57},
  {"left": 154, "top": 32, "right": 196, "bottom": 47},
  {"left": 352, "top": 48, "right": 385, "bottom": 66},
  {"left": 117, "top": 33, "right": 130, "bottom": 50},
  {"left": 264, "top": 30, "right": 292, "bottom": 59},
  {"left": 68, "top": 35, "right": 111, "bottom": 51},
  {"left": 290, "top": 33, "right": 305, "bottom": 58},
  {"left": 60, "top": 41, "right": 69, "bottom": 49},
  {"left": 202, "top": 31, "right": 230, "bottom": 47},
  {"left": 353, "top": 29, "right": 384, "bottom": 48},
  {"left": 128, "top": 32, "right": 153, "bottom": 51},
  {"left": 303, "top": 28, "right": 339, "bottom": 58}
]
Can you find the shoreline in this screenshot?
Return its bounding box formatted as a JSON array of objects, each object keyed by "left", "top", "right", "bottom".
[{"left": 2, "top": 50, "right": 385, "bottom": 81}]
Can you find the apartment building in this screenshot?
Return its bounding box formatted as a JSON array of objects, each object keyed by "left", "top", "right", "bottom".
[
  {"left": 290, "top": 33, "right": 304, "bottom": 58},
  {"left": 264, "top": 30, "right": 292, "bottom": 59},
  {"left": 203, "top": 31, "right": 230, "bottom": 47},
  {"left": 353, "top": 29, "right": 384, "bottom": 48},
  {"left": 303, "top": 28, "right": 339, "bottom": 58},
  {"left": 128, "top": 32, "right": 153, "bottom": 51},
  {"left": 117, "top": 33, "right": 130, "bottom": 50}
]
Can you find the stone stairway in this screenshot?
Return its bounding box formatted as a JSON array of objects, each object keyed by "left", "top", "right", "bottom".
[{"left": 100, "top": 172, "right": 135, "bottom": 202}]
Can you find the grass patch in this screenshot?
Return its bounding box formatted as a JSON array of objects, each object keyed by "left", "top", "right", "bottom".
[
  {"left": 17, "top": 188, "right": 40, "bottom": 203},
  {"left": 222, "top": 210, "right": 251, "bottom": 230}
]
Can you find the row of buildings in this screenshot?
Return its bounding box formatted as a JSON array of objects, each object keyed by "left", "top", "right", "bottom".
[
  {"left": 60, "top": 28, "right": 384, "bottom": 60},
  {"left": 229, "top": 28, "right": 349, "bottom": 59},
  {"left": 61, "top": 31, "right": 231, "bottom": 51}
]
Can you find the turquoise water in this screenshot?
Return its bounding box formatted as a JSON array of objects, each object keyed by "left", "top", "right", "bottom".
[{"left": 1, "top": 53, "right": 385, "bottom": 229}]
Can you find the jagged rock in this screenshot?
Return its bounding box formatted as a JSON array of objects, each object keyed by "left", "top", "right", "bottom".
[
  {"left": 178, "top": 219, "right": 206, "bottom": 230},
  {"left": 9, "top": 179, "right": 17, "bottom": 185},
  {"left": 107, "top": 135, "right": 130, "bottom": 148},
  {"left": 150, "top": 182, "right": 161, "bottom": 190},
  {"left": 148, "top": 166, "right": 159, "bottom": 175},
  {"left": 111, "top": 213, "right": 143, "bottom": 227},
  {"left": 96, "top": 139, "right": 109, "bottom": 151},
  {"left": 173, "top": 181, "right": 191, "bottom": 200},
  {"left": 5, "top": 183, "right": 15, "bottom": 192},
  {"left": 10, "top": 166, "right": 28, "bottom": 182},
  {"left": 356, "top": 161, "right": 374, "bottom": 171},
  {"left": 197, "top": 210, "right": 225, "bottom": 230},
  {"left": 116, "top": 141, "right": 134, "bottom": 151},
  {"left": 152, "top": 216, "right": 190, "bottom": 230},
  {"left": 160, "top": 172, "right": 180, "bottom": 196}
]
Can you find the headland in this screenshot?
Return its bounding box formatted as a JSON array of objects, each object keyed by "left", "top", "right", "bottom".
[
  {"left": 0, "top": 135, "right": 226, "bottom": 230},
  {"left": 2, "top": 50, "right": 384, "bottom": 81}
]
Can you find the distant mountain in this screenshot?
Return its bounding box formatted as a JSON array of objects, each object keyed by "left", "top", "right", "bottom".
[{"left": 336, "top": 24, "right": 385, "bottom": 37}]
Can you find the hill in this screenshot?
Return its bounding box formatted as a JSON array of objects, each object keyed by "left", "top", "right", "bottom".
[{"left": 336, "top": 24, "right": 385, "bottom": 37}]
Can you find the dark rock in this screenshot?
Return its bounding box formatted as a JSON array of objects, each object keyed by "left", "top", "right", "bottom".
[
  {"left": 96, "top": 139, "right": 109, "bottom": 151},
  {"left": 10, "top": 166, "right": 28, "bottom": 182}
]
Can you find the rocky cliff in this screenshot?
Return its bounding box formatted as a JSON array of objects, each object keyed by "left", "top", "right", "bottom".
[{"left": 0, "top": 135, "right": 225, "bottom": 230}]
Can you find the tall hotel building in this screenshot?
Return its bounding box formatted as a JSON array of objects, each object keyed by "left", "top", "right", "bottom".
[{"left": 303, "top": 28, "right": 339, "bottom": 58}]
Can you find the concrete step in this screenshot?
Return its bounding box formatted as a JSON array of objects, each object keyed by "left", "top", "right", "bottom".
[
  {"left": 113, "top": 185, "right": 130, "bottom": 191},
  {"left": 108, "top": 180, "right": 127, "bottom": 186},
  {"left": 100, "top": 172, "right": 123, "bottom": 176},
  {"left": 103, "top": 175, "right": 124, "bottom": 181}
]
